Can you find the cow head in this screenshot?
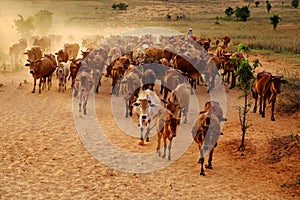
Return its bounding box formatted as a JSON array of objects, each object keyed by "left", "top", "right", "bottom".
[
  {"left": 165, "top": 113, "right": 180, "bottom": 138},
  {"left": 132, "top": 98, "right": 157, "bottom": 126},
  {"left": 269, "top": 75, "right": 288, "bottom": 94}
]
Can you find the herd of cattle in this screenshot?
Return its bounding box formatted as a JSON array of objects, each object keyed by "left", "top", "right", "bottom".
[{"left": 8, "top": 32, "right": 287, "bottom": 175}]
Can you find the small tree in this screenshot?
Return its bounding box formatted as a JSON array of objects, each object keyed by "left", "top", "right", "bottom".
[
  {"left": 235, "top": 59, "right": 255, "bottom": 152},
  {"left": 118, "top": 2, "right": 128, "bottom": 10},
  {"left": 244, "top": 0, "right": 254, "bottom": 7},
  {"left": 32, "top": 9, "right": 53, "bottom": 34},
  {"left": 235, "top": 6, "right": 251, "bottom": 21},
  {"left": 270, "top": 14, "right": 281, "bottom": 30},
  {"left": 112, "top": 3, "right": 118, "bottom": 9},
  {"left": 291, "top": 0, "right": 299, "bottom": 8},
  {"left": 266, "top": 0, "right": 272, "bottom": 13},
  {"left": 255, "top": 1, "right": 260, "bottom": 7},
  {"left": 14, "top": 14, "right": 35, "bottom": 38},
  {"left": 225, "top": 7, "right": 235, "bottom": 18}
]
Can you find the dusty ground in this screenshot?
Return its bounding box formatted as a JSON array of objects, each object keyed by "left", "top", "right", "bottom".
[{"left": 0, "top": 52, "right": 299, "bottom": 199}]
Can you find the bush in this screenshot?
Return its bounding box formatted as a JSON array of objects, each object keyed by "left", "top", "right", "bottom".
[{"left": 277, "top": 73, "right": 300, "bottom": 113}]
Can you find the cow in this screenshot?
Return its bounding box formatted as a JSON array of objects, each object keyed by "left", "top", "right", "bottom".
[
  {"left": 173, "top": 53, "right": 205, "bottom": 91},
  {"left": 55, "top": 49, "right": 69, "bottom": 63},
  {"left": 111, "top": 60, "right": 125, "bottom": 96},
  {"left": 204, "top": 56, "right": 221, "bottom": 92},
  {"left": 191, "top": 110, "right": 222, "bottom": 176},
  {"left": 24, "top": 46, "right": 43, "bottom": 62},
  {"left": 74, "top": 71, "right": 93, "bottom": 115},
  {"left": 162, "top": 68, "right": 187, "bottom": 100},
  {"left": 131, "top": 89, "right": 162, "bottom": 144},
  {"left": 33, "top": 36, "right": 51, "bottom": 52},
  {"left": 204, "top": 101, "right": 227, "bottom": 122},
  {"left": 119, "top": 71, "right": 141, "bottom": 118},
  {"left": 215, "top": 45, "right": 228, "bottom": 58},
  {"left": 156, "top": 108, "right": 180, "bottom": 160},
  {"left": 64, "top": 43, "right": 80, "bottom": 60},
  {"left": 141, "top": 68, "right": 156, "bottom": 91},
  {"left": 43, "top": 53, "right": 58, "bottom": 89},
  {"left": 221, "top": 34, "right": 231, "bottom": 47},
  {"left": 56, "top": 62, "right": 69, "bottom": 92},
  {"left": 25, "top": 57, "right": 56, "bottom": 93},
  {"left": 165, "top": 83, "right": 191, "bottom": 124},
  {"left": 251, "top": 71, "right": 288, "bottom": 121},
  {"left": 9, "top": 39, "right": 27, "bottom": 66},
  {"left": 223, "top": 52, "right": 245, "bottom": 89},
  {"left": 69, "top": 58, "right": 83, "bottom": 87},
  {"left": 89, "top": 54, "right": 105, "bottom": 93}
]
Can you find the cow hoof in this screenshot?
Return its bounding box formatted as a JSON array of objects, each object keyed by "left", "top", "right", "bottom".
[
  {"left": 205, "top": 164, "right": 213, "bottom": 169},
  {"left": 146, "top": 138, "right": 150, "bottom": 142},
  {"left": 200, "top": 172, "right": 205, "bottom": 176},
  {"left": 138, "top": 140, "right": 145, "bottom": 145},
  {"left": 271, "top": 118, "right": 276, "bottom": 121}
]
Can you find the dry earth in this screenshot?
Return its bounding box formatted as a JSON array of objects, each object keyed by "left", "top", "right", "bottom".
[{"left": 0, "top": 52, "right": 299, "bottom": 199}]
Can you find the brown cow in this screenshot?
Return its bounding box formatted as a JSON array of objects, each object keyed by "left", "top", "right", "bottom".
[
  {"left": 64, "top": 43, "right": 80, "bottom": 60},
  {"left": 25, "top": 57, "right": 56, "bottom": 93},
  {"left": 221, "top": 35, "right": 231, "bottom": 47},
  {"left": 33, "top": 36, "right": 51, "bottom": 52},
  {"left": 191, "top": 110, "right": 222, "bottom": 176},
  {"left": 204, "top": 101, "right": 227, "bottom": 122},
  {"left": 165, "top": 83, "right": 191, "bottom": 124},
  {"left": 162, "top": 68, "right": 187, "bottom": 100},
  {"left": 173, "top": 53, "right": 203, "bottom": 90},
  {"left": 119, "top": 71, "right": 141, "bottom": 118},
  {"left": 69, "top": 58, "right": 83, "bottom": 87},
  {"left": 215, "top": 45, "right": 228, "bottom": 58},
  {"left": 55, "top": 49, "right": 69, "bottom": 63},
  {"left": 111, "top": 60, "right": 125, "bottom": 96},
  {"left": 223, "top": 52, "right": 245, "bottom": 89},
  {"left": 141, "top": 68, "right": 156, "bottom": 91},
  {"left": 24, "top": 46, "right": 43, "bottom": 62},
  {"left": 252, "top": 71, "right": 288, "bottom": 121},
  {"left": 156, "top": 108, "right": 180, "bottom": 160}
]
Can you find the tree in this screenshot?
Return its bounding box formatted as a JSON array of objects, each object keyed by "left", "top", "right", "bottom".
[
  {"left": 235, "top": 6, "right": 251, "bottom": 21},
  {"left": 291, "top": 0, "right": 299, "bottom": 8},
  {"left": 32, "top": 9, "right": 53, "bottom": 34},
  {"left": 255, "top": 1, "right": 260, "bottom": 7},
  {"left": 225, "top": 7, "right": 235, "bottom": 18},
  {"left": 266, "top": 0, "right": 272, "bottom": 13},
  {"left": 270, "top": 14, "right": 281, "bottom": 30},
  {"left": 235, "top": 58, "right": 255, "bottom": 152},
  {"left": 13, "top": 14, "right": 35, "bottom": 38}
]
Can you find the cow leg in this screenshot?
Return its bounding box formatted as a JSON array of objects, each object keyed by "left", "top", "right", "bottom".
[
  {"left": 259, "top": 95, "right": 263, "bottom": 115},
  {"left": 145, "top": 129, "right": 150, "bottom": 142},
  {"left": 271, "top": 101, "right": 276, "bottom": 121},
  {"left": 32, "top": 78, "right": 36, "bottom": 93},
  {"left": 183, "top": 107, "right": 188, "bottom": 124},
  {"left": 253, "top": 94, "right": 258, "bottom": 113},
  {"left": 262, "top": 97, "right": 267, "bottom": 118},
  {"left": 206, "top": 148, "right": 214, "bottom": 169},
  {"left": 38, "top": 78, "right": 43, "bottom": 94},
  {"left": 140, "top": 127, "right": 144, "bottom": 142},
  {"left": 160, "top": 79, "right": 164, "bottom": 94},
  {"left": 83, "top": 100, "right": 87, "bottom": 115},
  {"left": 125, "top": 99, "right": 129, "bottom": 118},
  {"left": 156, "top": 132, "right": 162, "bottom": 157},
  {"left": 58, "top": 79, "right": 61, "bottom": 92},
  {"left": 168, "top": 139, "right": 172, "bottom": 160},
  {"left": 162, "top": 137, "right": 167, "bottom": 158},
  {"left": 199, "top": 149, "right": 205, "bottom": 176}
]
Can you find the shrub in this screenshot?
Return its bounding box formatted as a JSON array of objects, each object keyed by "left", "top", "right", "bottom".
[{"left": 291, "top": 0, "right": 299, "bottom": 8}]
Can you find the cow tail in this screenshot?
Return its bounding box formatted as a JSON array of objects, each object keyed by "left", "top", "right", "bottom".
[{"left": 251, "top": 80, "right": 256, "bottom": 99}]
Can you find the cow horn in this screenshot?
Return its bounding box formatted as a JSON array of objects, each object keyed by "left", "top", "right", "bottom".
[{"left": 279, "top": 75, "right": 284, "bottom": 78}]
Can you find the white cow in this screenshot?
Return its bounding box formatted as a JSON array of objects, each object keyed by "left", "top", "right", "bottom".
[{"left": 131, "top": 89, "right": 162, "bottom": 144}]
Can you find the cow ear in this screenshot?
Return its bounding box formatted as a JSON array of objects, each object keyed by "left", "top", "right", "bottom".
[
  {"left": 281, "top": 79, "right": 288, "bottom": 84},
  {"left": 55, "top": 52, "right": 58, "bottom": 55},
  {"left": 25, "top": 63, "right": 30, "bottom": 66},
  {"left": 132, "top": 102, "right": 140, "bottom": 107},
  {"left": 150, "top": 103, "right": 156, "bottom": 107}
]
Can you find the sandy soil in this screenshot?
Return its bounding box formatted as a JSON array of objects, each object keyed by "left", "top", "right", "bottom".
[{"left": 0, "top": 51, "right": 299, "bottom": 199}]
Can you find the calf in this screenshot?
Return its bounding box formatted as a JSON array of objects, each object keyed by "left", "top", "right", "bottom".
[
  {"left": 156, "top": 108, "right": 180, "bottom": 160},
  {"left": 74, "top": 71, "right": 93, "bottom": 115},
  {"left": 165, "top": 83, "right": 191, "bottom": 124},
  {"left": 252, "top": 71, "right": 287, "bottom": 121},
  {"left": 131, "top": 89, "right": 162, "bottom": 144},
  {"left": 56, "top": 62, "right": 69, "bottom": 92}
]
